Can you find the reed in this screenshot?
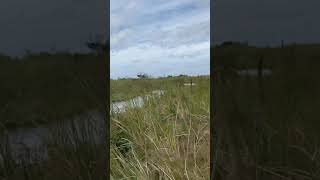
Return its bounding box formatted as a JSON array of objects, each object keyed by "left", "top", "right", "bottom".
[
  {"left": 212, "top": 44, "right": 320, "bottom": 179},
  {"left": 111, "top": 76, "right": 210, "bottom": 179}
]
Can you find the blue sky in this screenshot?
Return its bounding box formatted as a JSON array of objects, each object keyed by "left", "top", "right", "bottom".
[{"left": 111, "top": 0, "right": 210, "bottom": 79}]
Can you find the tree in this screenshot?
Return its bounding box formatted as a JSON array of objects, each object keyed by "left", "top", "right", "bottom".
[
  {"left": 86, "top": 34, "right": 108, "bottom": 55},
  {"left": 137, "top": 73, "right": 150, "bottom": 79}
]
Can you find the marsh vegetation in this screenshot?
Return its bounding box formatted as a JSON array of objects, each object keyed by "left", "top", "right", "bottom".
[
  {"left": 0, "top": 52, "right": 107, "bottom": 179},
  {"left": 110, "top": 76, "right": 210, "bottom": 179},
  {"left": 212, "top": 44, "right": 320, "bottom": 180}
]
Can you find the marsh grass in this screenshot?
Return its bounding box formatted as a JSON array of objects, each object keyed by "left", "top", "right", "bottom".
[
  {"left": 111, "top": 76, "right": 210, "bottom": 179},
  {"left": 0, "top": 52, "right": 107, "bottom": 128},
  {"left": 0, "top": 51, "right": 107, "bottom": 179},
  {"left": 0, "top": 114, "right": 107, "bottom": 180},
  {"left": 212, "top": 44, "right": 320, "bottom": 179},
  {"left": 111, "top": 76, "right": 191, "bottom": 102}
]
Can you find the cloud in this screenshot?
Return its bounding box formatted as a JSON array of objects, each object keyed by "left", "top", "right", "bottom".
[
  {"left": 111, "top": 41, "right": 210, "bottom": 78},
  {"left": 111, "top": 0, "right": 210, "bottom": 78}
]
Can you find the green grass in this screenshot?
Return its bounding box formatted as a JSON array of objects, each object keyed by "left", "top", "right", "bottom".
[
  {"left": 110, "top": 76, "right": 210, "bottom": 179},
  {"left": 111, "top": 76, "right": 193, "bottom": 102}
]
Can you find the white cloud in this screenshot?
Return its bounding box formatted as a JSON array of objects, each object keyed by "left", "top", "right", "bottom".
[{"left": 111, "top": 0, "right": 210, "bottom": 78}]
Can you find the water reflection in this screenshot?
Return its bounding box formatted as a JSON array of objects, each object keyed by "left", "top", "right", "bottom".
[
  {"left": 111, "top": 90, "right": 165, "bottom": 113},
  {"left": 0, "top": 110, "right": 105, "bottom": 164}
]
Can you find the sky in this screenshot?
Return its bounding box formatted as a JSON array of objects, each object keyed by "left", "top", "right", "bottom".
[
  {"left": 0, "top": 0, "right": 107, "bottom": 57},
  {"left": 111, "top": 0, "right": 210, "bottom": 79},
  {"left": 213, "top": 0, "right": 320, "bottom": 46},
  {"left": 2, "top": 0, "right": 318, "bottom": 75}
]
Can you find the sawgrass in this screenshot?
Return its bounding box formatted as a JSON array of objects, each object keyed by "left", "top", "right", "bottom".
[{"left": 110, "top": 76, "right": 210, "bottom": 179}]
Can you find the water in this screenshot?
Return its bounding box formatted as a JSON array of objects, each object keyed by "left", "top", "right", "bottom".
[
  {"left": 0, "top": 90, "right": 165, "bottom": 164},
  {"left": 0, "top": 110, "right": 105, "bottom": 164},
  {"left": 111, "top": 90, "right": 165, "bottom": 113},
  {"left": 111, "top": 96, "right": 144, "bottom": 113},
  {"left": 184, "top": 83, "right": 196, "bottom": 86}
]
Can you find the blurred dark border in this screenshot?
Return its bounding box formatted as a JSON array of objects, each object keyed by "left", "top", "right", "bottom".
[
  {"left": 106, "top": 0, "right": 110, "bottom": 177},
  {"left": 210, "top": 0, "right": 214, "bottom": 179}
]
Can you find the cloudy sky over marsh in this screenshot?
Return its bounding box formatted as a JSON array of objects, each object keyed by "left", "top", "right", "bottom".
[{"left": 111, "top": 0, "right": 210, "bottom": 78}]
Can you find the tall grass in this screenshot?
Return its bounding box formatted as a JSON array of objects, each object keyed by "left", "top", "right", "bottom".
[
  {"left": 0, "top": 52, "right": 107, "bottom": 128},
  {"left": 111, "top": 76, "right": 210, "bottom": 179},
  {"left": 0, "top": 51, "right": 107, "bottom": 179},
  {"left": 0, "top": 114, "right": 107, "bottom": 179},
  {"left": 212, "top": 44, "right": 320, "bottom": 179},
  {"left": 111, "top": 76, "right": 193, "bottom": 102}
]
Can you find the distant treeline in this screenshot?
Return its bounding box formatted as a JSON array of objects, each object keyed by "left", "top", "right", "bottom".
[
  {"left": 113, "top": 74, "right": 208, "bottom": 80},
  {"left": 0, "top": 52, "right": 107, "bottom": 128}
]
